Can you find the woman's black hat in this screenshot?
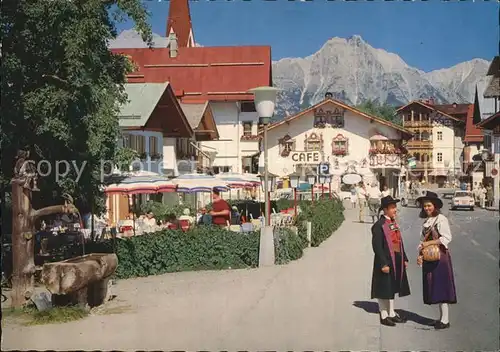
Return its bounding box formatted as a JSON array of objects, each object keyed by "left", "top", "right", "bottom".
[
  {"left": 416, "top": 191, "right": 443, "bottom": 209},
  {"left": 380, "top": 195, "right": 400, "bottom": 209}
]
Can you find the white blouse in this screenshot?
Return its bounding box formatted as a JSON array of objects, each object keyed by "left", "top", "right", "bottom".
[{"left": 420, "top": 214, "right": 453, "bottom": 249}]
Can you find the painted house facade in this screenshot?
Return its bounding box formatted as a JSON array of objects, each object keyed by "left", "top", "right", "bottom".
[
  {"left": 259, "top": 95, "right": 412, "bottom": 195},
  {"left": 477, "top": 56, "right": 500, "bottom": 207},
  {"left": 397, "top": 101, "right": 465, "bottom": 185}
]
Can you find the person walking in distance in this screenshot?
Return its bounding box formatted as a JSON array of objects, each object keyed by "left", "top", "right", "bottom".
[
  {"left": 416, "top": 191, "right": 457, "bottom": 330},
  {"left": 357, "top": 183, "right": 368, "bottom": 222},
  {"left": 371, "top": 195, "right": 410, "bottom": 327},
  {"left": 350, "top": 186, "right": 357, "bottom": 209},
  {"left": 478, "top": 184, "right": 486, "bottom": 209}
]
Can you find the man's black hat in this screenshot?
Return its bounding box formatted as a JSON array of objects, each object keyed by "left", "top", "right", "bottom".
[{"left": 380, "top": 195, "right": 400, "bottom": 209}]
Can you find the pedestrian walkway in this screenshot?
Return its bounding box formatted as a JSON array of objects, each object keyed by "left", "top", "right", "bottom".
[{"left": 4, "top": 208, "right": 381, "bottom": 351}]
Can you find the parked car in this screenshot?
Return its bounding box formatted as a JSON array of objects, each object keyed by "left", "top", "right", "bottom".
[
  {"left": 400, "top": 188, "right": 428, "bottom": 207},
  {"left": 451, "top": 191, "right": 475, "bottom": 211}
]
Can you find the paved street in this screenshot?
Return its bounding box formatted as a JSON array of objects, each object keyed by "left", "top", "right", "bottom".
[{"left": 3, "top": 203, "right": 499, "bottom": 351}]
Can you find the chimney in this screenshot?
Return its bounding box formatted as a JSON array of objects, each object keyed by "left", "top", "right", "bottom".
[
  {"left": 429, "top": 97, "right": 435, "bottom": 105},
  {"left": 169, "top": 33, "right": 178, "bottom": 58}
]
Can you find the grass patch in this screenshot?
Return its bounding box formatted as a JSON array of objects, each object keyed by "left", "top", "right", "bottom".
[{"left": 2, "top": 305, "right": 89, "bottom": 326}]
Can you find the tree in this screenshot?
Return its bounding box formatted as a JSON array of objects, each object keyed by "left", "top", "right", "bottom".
[
  {"left": 1, "top": 0, "right": 152, "bottom": 306},
  {"left": 356, "top": 100, "right": 401, "bottom": 125}
]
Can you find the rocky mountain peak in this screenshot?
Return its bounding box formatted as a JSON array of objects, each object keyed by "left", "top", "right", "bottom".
[{"left": 273, "top": 35, "right": 489, "bottom": 118}]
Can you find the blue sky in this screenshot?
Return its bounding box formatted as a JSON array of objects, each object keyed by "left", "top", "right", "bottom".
[{"left": 117, "top": 0, "right": 499, "bottom": 72}]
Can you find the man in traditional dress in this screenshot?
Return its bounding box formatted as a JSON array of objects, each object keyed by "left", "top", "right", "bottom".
[{"left": 371, "top": 195, "right": 411, "bottom": 326}]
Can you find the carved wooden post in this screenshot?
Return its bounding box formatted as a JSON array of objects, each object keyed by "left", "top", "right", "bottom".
[{"left": 10, "top": 151, "right": 77, "bottom": 307}]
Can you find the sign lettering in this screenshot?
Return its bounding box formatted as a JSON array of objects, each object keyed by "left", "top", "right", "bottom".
[
  {"left": 319, "top": 162, "right": 330, "bottom": 175},
  {"left": 290, "top": 151, "right": 321, "bottom": 164}
]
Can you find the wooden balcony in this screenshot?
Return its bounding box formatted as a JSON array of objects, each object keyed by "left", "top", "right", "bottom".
[
  {"left": 407, "top": 140, "right": 433, "bottom": 149},
  {"left": 403, "top": 120, "right": 432, "bottom": 128}
]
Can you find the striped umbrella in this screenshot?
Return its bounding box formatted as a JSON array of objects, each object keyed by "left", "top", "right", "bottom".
[
  {"left": 215, "top": 172, "right": 260, "bottom": 188},
  {"left": 104, "top": 171, "right": 176, "bottom": 195},
  {"left": 172, "top": 173, "right": 229, "bottom": 193}
]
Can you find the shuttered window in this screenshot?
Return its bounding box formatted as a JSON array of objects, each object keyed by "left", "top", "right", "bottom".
[{"left": 149, "top": 136, "right": 158, "bottom": 155}]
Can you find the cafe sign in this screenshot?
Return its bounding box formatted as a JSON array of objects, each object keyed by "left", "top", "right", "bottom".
[{"left": 290, "top": 151, "right": 321, "bottom": 164}]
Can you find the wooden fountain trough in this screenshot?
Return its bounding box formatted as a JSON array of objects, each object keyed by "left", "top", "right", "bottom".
[{"left": 42, "top": 253, "right": 118, "bottom": 307}]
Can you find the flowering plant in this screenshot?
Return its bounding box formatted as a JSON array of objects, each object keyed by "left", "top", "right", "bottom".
[{"left": 332, "top": 149, "right": 347, "bottom": 156}]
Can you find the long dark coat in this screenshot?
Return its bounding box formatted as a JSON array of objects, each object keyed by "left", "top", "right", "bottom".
[{"left": 371, "top": 216, "right": 411, "bottom": 299}]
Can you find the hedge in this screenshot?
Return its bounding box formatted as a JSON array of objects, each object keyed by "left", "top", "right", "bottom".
[
  {"left": 81, "top": 198, "right": 344, "bottom": 279},
  {"left": 297, "top": 198, "right": 345, "bottom": 247}
]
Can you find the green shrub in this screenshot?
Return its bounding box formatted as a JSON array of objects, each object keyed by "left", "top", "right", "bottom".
[
  {"left": 274, "top": 227, "right": 304, "bottom": 264},
  {"left": 139, "top": 201, "right": 195, "bottom": 221},
  {"left": 296, "top": 198, "right": 345, "bottom": 247},
  {"left": 83, "top": 198, "right": 344, "bottom": 279},
  {"left": 87, "top": 226, "right": 259, "bottom": 279}
]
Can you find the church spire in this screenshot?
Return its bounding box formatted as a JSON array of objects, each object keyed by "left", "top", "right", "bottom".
[{"left": 166, "top": 0, "right": 195, "bottom": 48}]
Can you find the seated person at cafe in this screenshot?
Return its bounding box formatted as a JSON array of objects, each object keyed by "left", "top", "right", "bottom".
[
  {"left": 230, "top": 206, "right": 241, "bottom": 225},
  {"left": 210, "top": 188, "right": 231, "bottom": 226},
  {"left": 197, "top": 208, "right": 212, "bottom": 225},
  {"left": 143, "top": 211, "right": 158, "bottom": 232},
  {"left": 179, "top": 208, "right": 195, "bottom": 225},
  {"left": 165, "top": 213, "right": 179, "bottom": 229}
]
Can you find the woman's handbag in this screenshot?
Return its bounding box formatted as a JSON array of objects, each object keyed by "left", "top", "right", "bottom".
[{"left": 421, "top": 225, "right": 441, "bottom": 262}]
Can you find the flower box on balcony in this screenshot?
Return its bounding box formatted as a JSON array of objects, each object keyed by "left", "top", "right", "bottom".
[
  {"left": 150, "top": 153, "right": 163, "bottom": 161},
  {"left": 332, "top": 149, "right": 347, "bottom": 156},
  {"left": 240, "top": 135, "right": 261, "bottom": 141},
  {"left": 368, "top": 148, "right": 407, "bottom": 156}
]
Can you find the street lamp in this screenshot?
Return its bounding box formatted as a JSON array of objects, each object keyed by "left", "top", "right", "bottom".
[
  {"left": 307, "top": 173, "right": 316, "bottom": 202},
  {"left": 325, "top": 174, "right": 333, "bottom": 199},
  {"left": 258, "top": 172, "right": 277, "bottom": 193},
  {"left": 250, "top": 86, "right": 278, "bottom": 268},
  {"left": 287, "top": 171, "right": 301, "bottom": 216},
  {"left": 319, "top": 173, "right": 327, "bottom": 198},
  {"left": 250, "top": 86, "right": 278, "bottom": 227}
]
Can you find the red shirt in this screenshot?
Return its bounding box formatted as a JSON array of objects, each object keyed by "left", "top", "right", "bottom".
[
  {"left": 386, "top": 218, "right": 401, "bottom": 247},
  {"left": 212, "top": 199, "right": 231, "bottom": 226}
]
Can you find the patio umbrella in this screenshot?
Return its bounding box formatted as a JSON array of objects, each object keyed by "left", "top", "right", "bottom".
[
  {"left": 104, "top": 171, "right": 176, "bottom": 195},
  {"left": 172, "top": 173, "right": 229, "bottom": 193},
  {"left": 215, "top": 172, "right": 260, "bottom": 188}
]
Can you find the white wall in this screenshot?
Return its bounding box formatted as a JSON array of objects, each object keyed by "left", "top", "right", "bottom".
[
  {"left": 199, "top": 101, "right": 260, "bottom": 173},
  {"left": 259, "top": 101, "right": 403, "bottom": 177},
  {"left": 121, "top": 129, "right": 164, "bottom": 174},
  {"left": 162, "top": 137, "right": 178, "bottom": 176},
  {"left": 432, "top": 124, "right": 460, "bottom": 170}
]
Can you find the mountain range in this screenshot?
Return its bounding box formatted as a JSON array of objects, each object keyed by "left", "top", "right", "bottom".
[
  {"left": 109, "top": 31, "right": 490, "bottom": 118},
  {"left": 273, "top": 35, "right": 490, "bottom": 117}
]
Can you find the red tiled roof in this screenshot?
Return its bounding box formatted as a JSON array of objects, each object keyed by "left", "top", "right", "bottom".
[
  {"left": 112, "top": 46, "right": 272, "bottom": 102},
  {"left": 433, "top": 104, "right": 470, "bottom": 119},
  {"left": 464, "top": 104, "right": 484, "bottom": 143},
  {"left": 166, "top": 0, "right": 193, "bottom": 47}
]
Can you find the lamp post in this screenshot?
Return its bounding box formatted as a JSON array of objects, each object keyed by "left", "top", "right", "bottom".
[
  {"left": 287, "top": 171, "right": 301, "bottom": 216},
  {"left": 319, "top": 173, "right": 327, "bottom": 198},
  {"left": 250, "top": 86, "right": 278, "bottom": 268},
  {"left": 326, "top": 174, "right": 333, "bottom": 199},
  {"left": 250, "top": 86, "right": 278, "bottom": 226},
  {"left": 258, "top": 172, "right": 277, "bottom": 220},
  {"left": 307, "top": 173, "right": 316, "bottom": 202}
]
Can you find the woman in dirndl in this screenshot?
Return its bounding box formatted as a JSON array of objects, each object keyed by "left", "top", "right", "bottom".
[{"left": 416, "top": 191, "right": 457, "bottom": 330}]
